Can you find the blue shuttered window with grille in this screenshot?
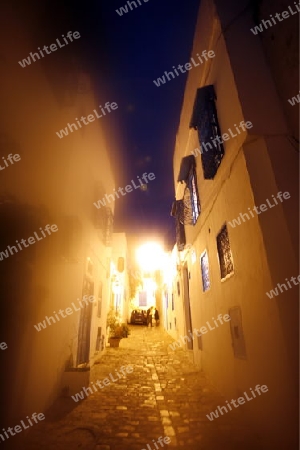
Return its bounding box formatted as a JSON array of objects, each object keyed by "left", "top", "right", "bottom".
[{"left": 190, "top": 85, "right": 224, "bottom": 180}]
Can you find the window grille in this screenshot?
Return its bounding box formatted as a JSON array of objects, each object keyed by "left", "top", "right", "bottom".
[
  {"left": 187, "top": 170, "right": 200, "bottom": 224},
  {"left": 183, "top": 188, "right": 193, "bottom": 225},
  {"left": 190, "top": 85, "right": 224, "bottom": 179},
  {"left": 175, "top": 216, "right": 186, "bottom": 251},
  {"left": 176, "top": 155, "right": 201, "bottom": 225},
  {"left": 228, "top": 306, "right": 247, "bottom": 359},
  {"left": 200, "top": 250, "right": 210, "bottom": 292},
  {"left": 216, "top": 224, "right": 234, "bottom": 279}
]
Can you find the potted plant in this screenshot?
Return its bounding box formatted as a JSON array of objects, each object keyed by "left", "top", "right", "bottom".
[
  {"left": 107, "top": 308, "right": 124, "bottom": 348},
  {"left": 121, "top": 323, "right": 130, "bottom": 338}
]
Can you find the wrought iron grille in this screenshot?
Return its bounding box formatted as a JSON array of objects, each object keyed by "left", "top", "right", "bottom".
[
  {"left": 174, "top": 155, "right": 201, "bottom": 226},
  {"left": 175, "top": 216, "right": 186, "bottom": 251},
  {"left": 190, "top": 85, "right": 224, "bottom": 180},
  {"left": 183, "top": 187, "right": 194, "bottom": 225},
  {"left": 187, "top": 169, "right": 201, "bottom": 224},
  {"left": 216, "top": 224, "right": 234, "bottom": 279}
]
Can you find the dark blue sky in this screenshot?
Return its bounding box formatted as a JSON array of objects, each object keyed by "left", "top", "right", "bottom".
[
  {"left": 43, "top": 0, "right": 200, "bottom": 246},
  {"left": 97, "top": 0, "right": 201, "bottom": 246}
]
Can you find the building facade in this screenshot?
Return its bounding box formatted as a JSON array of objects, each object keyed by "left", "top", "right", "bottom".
[
  {"left": 110, "top": 232, "right": 130, "bottom": 326},
  {"left": 169, "top": 0, "right": 298, "bottom": 448},
  {"left": 0, "top": 3, "right": 118, "bottom": 424}
]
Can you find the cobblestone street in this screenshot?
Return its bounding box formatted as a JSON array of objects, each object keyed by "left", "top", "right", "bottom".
[{"left": 18, "top": 325, "right": 262, "bottom": 450}]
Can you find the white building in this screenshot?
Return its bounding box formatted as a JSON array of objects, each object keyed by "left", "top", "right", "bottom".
[{"left": 169, "top": 0, "right": 298, "bottom": 448}]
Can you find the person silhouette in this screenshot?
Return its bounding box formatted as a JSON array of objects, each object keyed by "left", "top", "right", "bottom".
[
  {"left": 147, "top": 307, "right": 153, "bottom": 327},
  {"left": 154, "top": 308, "right": 160, "bottom": 326}
]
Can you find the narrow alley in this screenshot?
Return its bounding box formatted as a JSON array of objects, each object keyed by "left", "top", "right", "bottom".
[
  {"left": 19, "top": 325, "right": 261, "bottom": 450},
  {"left": 0, "top": 1, "right": 298, "bottom": 449}
]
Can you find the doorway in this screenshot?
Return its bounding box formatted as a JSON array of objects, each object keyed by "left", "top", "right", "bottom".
[
  {"left": 182, "top": 264, "right": 193, "bottom": 350},
  {"left": 77, "top": 278, "right": 94, "bottom": 365}
]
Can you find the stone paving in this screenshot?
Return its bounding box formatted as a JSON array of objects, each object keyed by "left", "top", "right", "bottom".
[{"left": 16, "top": 325, "right": 262, "bottom": 450}]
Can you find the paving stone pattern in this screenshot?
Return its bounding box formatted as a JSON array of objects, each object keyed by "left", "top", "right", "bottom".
[{"left": 18, "top": 326, "right": 262, "bottom": 450}]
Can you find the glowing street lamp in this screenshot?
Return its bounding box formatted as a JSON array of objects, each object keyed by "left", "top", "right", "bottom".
[{"left": 136, "top": 242, "right": 165, "bottom": 272}]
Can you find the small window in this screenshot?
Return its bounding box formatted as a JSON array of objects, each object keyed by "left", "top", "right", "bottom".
[
  {"left": 200, "top": 250, "right": 210, "bottom": 292},
  {"left": 172, "top": 293, "right": 174, "bottom": 310},
  {"left": 216, "top": 224, "right": 234, "bottom": 279},
  {"left": 95, "top": 327, "right": 102, "bottom": 351},
  {"left": 229, "top": 306, "right": 247, "bottom": 359},
  {"left": 177, "top": 281, "right": 180, "bottom": 297}
]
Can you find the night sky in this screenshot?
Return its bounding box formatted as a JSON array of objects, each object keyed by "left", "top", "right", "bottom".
[
  {"left": 30, "top": 0, "right": 201, "bottom": 248},
  {"left": 98, "top": 0, "right": 201, "bottom": 248}
]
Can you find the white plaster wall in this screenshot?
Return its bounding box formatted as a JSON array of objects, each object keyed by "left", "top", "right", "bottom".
[
  {"left": 171, "top": 0, "right": 298, "bottom": 447},
  {"left": 0, "top": 6, "right": 116, "bottom": 421}
]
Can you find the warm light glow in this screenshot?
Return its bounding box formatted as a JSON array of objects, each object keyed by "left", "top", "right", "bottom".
[
  {"left": 136, "top": 242, "right": 165, "bottom": 272},
  {"left": 163, "top": 251, "right": 177, "bottom": 286}
]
